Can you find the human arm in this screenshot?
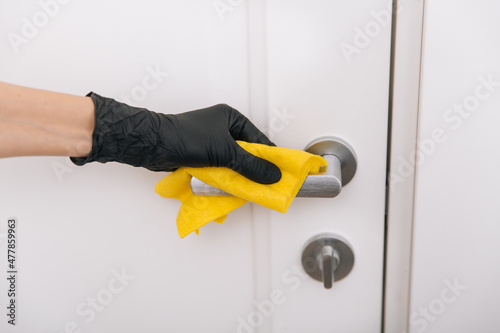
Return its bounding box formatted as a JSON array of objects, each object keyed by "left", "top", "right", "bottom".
[
  {"left": 0, "top": 82, "right": 94, "bottom": 158},
  {"left": 0, "top": 82, "right": 281, "bottom": 184}
]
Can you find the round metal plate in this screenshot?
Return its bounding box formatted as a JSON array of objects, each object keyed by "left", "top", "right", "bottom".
[
  {"left": 304, "top": 136, "right": 357, "bottom": 186},
  {"left": 301, "top": 233, "right": 355, "bottom": 283}
]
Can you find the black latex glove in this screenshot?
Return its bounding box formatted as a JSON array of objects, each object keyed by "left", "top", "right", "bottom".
[{"left": 70, "top": 92, "right": 282, "bottom": 184}]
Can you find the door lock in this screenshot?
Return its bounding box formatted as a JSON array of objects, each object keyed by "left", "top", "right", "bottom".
[{"left": 301, "top": 233, "right": 354, "bottom": 289}]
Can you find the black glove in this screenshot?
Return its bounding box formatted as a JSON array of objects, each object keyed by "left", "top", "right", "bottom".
[{"left": 70, "top": 92, "right": 282, "bottom": 184}]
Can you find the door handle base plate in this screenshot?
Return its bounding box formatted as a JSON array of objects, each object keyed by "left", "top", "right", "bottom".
[{"left": 304, "top": 136, "right": 357, "bottom": 186}]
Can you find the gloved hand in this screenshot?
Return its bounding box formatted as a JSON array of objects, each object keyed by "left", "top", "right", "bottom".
[{"left": 70, "top": 92, "right": 282, "bottom": 184}]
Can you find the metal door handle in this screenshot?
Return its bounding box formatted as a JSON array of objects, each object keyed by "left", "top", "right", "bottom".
[{"left": 190, "top": 136, "right": 357, "bottom": 198}]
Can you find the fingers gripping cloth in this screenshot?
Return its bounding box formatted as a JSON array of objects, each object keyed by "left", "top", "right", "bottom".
[{"left": 155, "top": 141, "right": 327, "bottom": 238}]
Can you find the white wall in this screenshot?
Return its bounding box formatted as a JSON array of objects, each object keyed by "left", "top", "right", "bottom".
[{"left": 409, "top": 1, "right": 500, "bottom": 332}]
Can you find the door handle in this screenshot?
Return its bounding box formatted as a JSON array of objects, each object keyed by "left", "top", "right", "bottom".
[{"left": 190, "top": 136, "right": 357, "bottom": 198}]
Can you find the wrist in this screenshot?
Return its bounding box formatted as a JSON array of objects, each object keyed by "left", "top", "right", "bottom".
[{"left": 70, "top": 92, "right": 177, "bottom": 171}]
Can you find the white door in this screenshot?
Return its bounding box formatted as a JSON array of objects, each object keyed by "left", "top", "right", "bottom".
[{"left": 0, "top": 1, "right": 391, "bottom": 332}]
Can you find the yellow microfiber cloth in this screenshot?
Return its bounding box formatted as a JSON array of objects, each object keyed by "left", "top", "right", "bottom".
[{"left": 155, "top": 141, "right": 327, "bottom": 238}]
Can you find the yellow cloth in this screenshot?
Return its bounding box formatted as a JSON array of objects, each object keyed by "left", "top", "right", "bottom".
[{"left": 155, "top": 141, "right": 327, "bottom": 238}]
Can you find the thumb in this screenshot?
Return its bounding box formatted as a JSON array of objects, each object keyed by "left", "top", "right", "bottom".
[{"left": 229, "top": 147, "right": 282, "bottom": 184}]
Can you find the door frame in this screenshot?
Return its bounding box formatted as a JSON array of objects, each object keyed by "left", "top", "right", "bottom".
[{"left": 384, "top": 0, "right": 425, "bottom": 332}]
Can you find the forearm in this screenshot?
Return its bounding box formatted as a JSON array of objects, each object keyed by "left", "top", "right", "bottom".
[{"left": 0, "top": 82, "right": 94, "bottom": 158}]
